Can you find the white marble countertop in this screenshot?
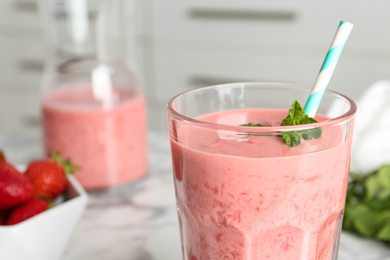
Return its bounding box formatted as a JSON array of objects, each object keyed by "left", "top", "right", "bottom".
[{"left": 1, "top": 131, "right": 390, "bottom": 260}]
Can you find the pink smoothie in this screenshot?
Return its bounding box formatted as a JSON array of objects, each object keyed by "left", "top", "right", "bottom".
[
  {"left": 170, "top": 109, "right": 352, "bottom": 260},
  {"left": 42, "top": 86, "right": 148, "bottom": 189}
]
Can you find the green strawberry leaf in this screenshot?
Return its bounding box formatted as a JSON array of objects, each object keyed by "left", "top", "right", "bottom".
[
  {"left": 49, "top": 151, "right": 81, "bottom": 175},
  {"left": 0, "top": 149, "right": 5, "bottom": 161}
]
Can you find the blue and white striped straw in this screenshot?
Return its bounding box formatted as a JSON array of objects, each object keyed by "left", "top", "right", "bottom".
[{"left": 304, "top": 21, "right": 353, "bottom": 117}]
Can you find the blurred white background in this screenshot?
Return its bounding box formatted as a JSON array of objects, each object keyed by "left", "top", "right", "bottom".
[{"left": 0, "top": 0, "right": 389, "bottom": 133}]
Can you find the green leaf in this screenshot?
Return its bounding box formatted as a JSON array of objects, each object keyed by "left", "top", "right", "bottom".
[
  {"left": 281, "top": 131, "right": 302, "bottom": 147},
  {"left": 240, "top": 123, "right": 267, "bottom": 127},
  {"left": 63, "top": 158, "right": 81, "bottom": 175},
  {"left": 301, "top": 127, "right": 323, "bottom": 140},
  {"left": 377, "top": 224, "right": 390, "bottom": 241},
  {"left": 49, "top": 151, "right": 81, "bottom": 175},
  {"left": 343, "top": 204, "right": 358, "bottom": 230},
  {"left": 299, "top": 116, "right": 318, "bottom": 125},
  {"left": 280, "top": 100, "right": 322, "bottom": 147},
  {"left": 289, "top": 100, "right": 305, "bottom": 123},
  {"left": 378, "top": 187, "right": 390, "bottom": 200},
  {"left": 240, "top": 100, "right": 322, "bottom": 147},
  {"left": 350, "top": 172, "right": 365, "bottom": 182},
  {"left": 352, "top": 204, "right": 388, "bottom": 237},
  {"left": 365, "top": 174, "right": 381, "bottom": 200},
  {"left": 378, "top": 165, "right": 390, "bottom": 188},
  {"left": 365, "top": 198, "right": 390, "bottom": 212},
  {"left": 344, "top": 165, "right": 390, "bottom": 247},
  {"left": 238, "top": 123, "right": 272, "bottom": 136}
]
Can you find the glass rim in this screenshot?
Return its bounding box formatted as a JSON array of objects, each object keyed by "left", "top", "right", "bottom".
[{"left": 166, "top": 82, "right": 357, "bottom": 133}]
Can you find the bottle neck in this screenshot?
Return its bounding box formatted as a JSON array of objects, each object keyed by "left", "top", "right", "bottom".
[{"left": 42, "top": 0, "right": 127, "bottom": 64}]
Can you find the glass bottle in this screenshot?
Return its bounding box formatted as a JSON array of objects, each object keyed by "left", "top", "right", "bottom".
[{"left": 39, "top": 0, "right": 148, "bottom": 190}]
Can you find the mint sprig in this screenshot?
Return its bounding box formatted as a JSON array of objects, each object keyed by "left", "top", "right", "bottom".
[
  {"left": 239, "top": 100, "right": 322, "bottom": 147},
  {"left": 240, "top": 123, "right": 268, "bottom": 127},
  {"left": 239, "top": 123, "right": 272, "bottom": 136},
  {"left": 280, "top": 100, "right": 322, "bottom": 147},
  {"left": 343, "top": 165, "right": 390, "bottom": 245}
]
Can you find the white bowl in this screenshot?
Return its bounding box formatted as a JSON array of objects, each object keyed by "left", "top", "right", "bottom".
[{"left": 0, "top": 175, "right": 88, "bottom": 260}]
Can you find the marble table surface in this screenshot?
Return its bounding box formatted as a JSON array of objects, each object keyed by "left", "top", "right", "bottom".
[{"left": 1, "top": 131, "right": 390, "bottom": 260}]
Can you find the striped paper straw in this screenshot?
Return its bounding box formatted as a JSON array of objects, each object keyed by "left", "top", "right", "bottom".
[{"left": 304, "top": 21, "right": 353, "bottom": 117}]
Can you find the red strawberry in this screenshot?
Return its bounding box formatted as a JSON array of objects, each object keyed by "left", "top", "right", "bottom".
[
  {"left": 0, "top": 209, "right": 10, "bottom": 225},
  {"left": 25, "top": 160, "right": 67, "bottom": 199},
  {"left": 0, "top": 160, "right": 34, "bottom": 210},
  {"left": 6, "top": 198, "right": 49, "bottom": 225},
  {"left": 25, "top": 151, "right": 79, "bottom": 199}
]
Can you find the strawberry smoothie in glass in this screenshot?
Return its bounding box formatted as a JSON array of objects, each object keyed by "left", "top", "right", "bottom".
[{"left": 167, "top": 82, "right": 356, "bottom": 260}]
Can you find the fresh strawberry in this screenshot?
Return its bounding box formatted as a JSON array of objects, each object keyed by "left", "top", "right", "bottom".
[
  {"left": 25, "top": 151, "right": 79, "bottom": 199},
  {"left": 0, "top": 160, "right": 34, "bottom": 210},
  {"left": 0, "top": 212, "right": 4, "bottom": 225},
  {"left": 6, "top": 198, "right": 49, "bottom": 225},
  {"left": 25, "top": 160, "right": 67, "bottom": 199},
  {"left": 0, "top": 209, "right": 10, "bottom": 225}
]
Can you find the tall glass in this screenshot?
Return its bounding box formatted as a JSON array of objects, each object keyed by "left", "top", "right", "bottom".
[{"left": 167, "top": 82, "right": 356, "bottom": 260}]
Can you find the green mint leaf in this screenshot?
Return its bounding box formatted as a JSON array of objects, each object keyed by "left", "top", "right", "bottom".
[
  {"left": 377, "top": 225, "right": 390, "bottom": 240},
  {"left": 301, "top": 128, "right": 323, "bottom": 140},
  {"left": 240, "top": 123, "right": 267, "bottom": 127},
  {"left": 280, "top": 100, "right": 322, "bottom": 146},
  {"left": 281, "top": 131, "right": 302, "bottom": 147},
  {"left": 365, "top": 172, "right": 381, "bottom": 200},
  {"left": 281, "top": 100, "right": 307, "bottom": 126},
  {"left": 352, "top": 205, "right": 389, "bottom": 237},
  {"left": 239, "top": 123, "right": 272, "bottom": 136},
  {"left": 378, "top": 165, "right": 390, "bottom": 188},
  {"left": 343, "top": 204, "right": 358, "bottom": 230},
  {"left": 343, "top": 164, "right": 390, "bottom": 244},
  {"left": 289, "top": 100, "right": 305, "bottom": 124},
  {"left": 365, "top": 197, "right": 390, "bottom": 212},
  {"left": 239, "top": 100, "right": 321, "bottom": 146},
  {"left": 377, "top": 188, "right": 390, "bottom": 201}
]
